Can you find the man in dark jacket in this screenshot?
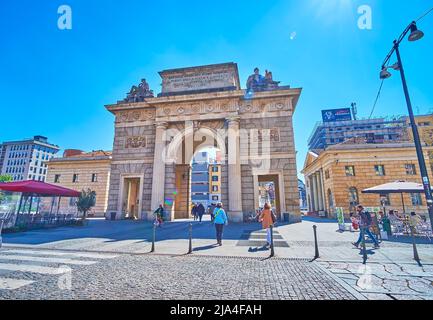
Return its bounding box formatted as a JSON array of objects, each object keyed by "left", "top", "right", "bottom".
[
  {"left": 352, "top": 205, "right": 380, "bottom": 249},
  {"left": 197, "top": 203, "right": 205, "bottom": 223},
  {"left": 191, "top": 204, "right": 197, "bottom": 221}
]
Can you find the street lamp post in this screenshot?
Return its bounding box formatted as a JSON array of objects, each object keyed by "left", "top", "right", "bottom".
[{"left": 381, "top": 21, "right": 433, "bottom": 231}]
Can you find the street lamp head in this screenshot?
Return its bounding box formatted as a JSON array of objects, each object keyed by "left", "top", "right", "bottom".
[
  {"left": 390, "top": 62, "right": 400, "bottom": 71},
  {"left": 380, "top": 67, "right": 392, "bottom": 80},
  {"left": 408, "top": 23, "right": 424, "bottom": 42}
]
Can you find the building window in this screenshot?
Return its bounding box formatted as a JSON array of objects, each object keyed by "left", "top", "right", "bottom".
[
  {"left": 380, "top": 194, "right": 391, "bottom": 206},
  {"left": 411, "top": 193, "right": 423, "bottom": 206},
  {"left": 91, "top": 173, "right": 98, "bottom": 183},
  {"left": 212, "top": 167, "right": 219, "bottom": 173},
  {"left": 212, "top": 186, "right": 218, "bottom": 192},
  {"left": 212, "top": 176, "right": 219, "bottom": 182},
  {"left": 345, "top": 166, "right": 355, "bottom": 176},
  {"left": 374, "top": 165, "right": 386, "bottom": 176},
  {"left": 54, "top": 175, "right": 61, "bottom": 183},
  {"left": 325, "top": 170, "right": 330, "bottom": 180},
  {"left": 72, "top": 174, "right": 79, "bottom": 183},
  {"left": 212, "top": 196, "right": 219, "bottom": 201},
  {"left": 405, "top": 164, "right": 417, "bottom": 175}
]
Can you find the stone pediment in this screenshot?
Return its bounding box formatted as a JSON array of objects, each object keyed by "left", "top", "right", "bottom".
[{"left": 303, "top": 151, "right": 319, "bottom": 171}]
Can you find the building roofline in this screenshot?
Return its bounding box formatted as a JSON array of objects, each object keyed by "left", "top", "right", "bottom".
[
  {"left": 48, "top": 155, "right": 112, "bottom": 163},
  {"left": 105, "top": 87, "right": 302, "bottom": 113}
]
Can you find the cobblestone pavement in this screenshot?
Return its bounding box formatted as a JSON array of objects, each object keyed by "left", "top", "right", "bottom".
[
  {"left": 320, "top": 261, "right": 433, "bottom": 300},
  {"left": 0, "top": 248, "right": 361, "bottom": 300},
  {"left": 1, "top": 217, "right": 432, "bottom": 300}
]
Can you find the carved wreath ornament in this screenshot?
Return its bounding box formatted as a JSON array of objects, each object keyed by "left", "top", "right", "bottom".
[{"left": 125, "top": 136, "right": 146, "bottom": 148}]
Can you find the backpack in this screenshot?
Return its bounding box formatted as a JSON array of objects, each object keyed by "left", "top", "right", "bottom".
[{"left": 362, "top": 211, "right": 372, "bottom": 226}]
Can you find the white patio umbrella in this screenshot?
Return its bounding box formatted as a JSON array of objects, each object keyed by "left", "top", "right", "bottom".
[{"left": 362, "top": 180, "right": 425, "bottom": 214}]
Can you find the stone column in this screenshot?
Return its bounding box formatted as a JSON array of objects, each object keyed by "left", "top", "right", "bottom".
[
  {"left": 317, "top": 171, "right": 324, "bottom": 211},
  {"left": 313, "top": 172, "right": 319, "bottom": 212},
  {"left": 150, "top": 121, "right": 168, "bottom": 220},
  {"left": 308, "top": 175, "right": 314, "bottom": 212},
  {"left": 227, "top": 116, "right": 243, "bottom": 222},
  {"left": 319, "top": 169, "right": 327, "bottom": 212}
]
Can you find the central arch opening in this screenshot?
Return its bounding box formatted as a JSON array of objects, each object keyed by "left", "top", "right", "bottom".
[
  {"left": 167, "top": 123, "right": 227, "bottom": 220},
  {"left": 189, "top": 147, "right": 222, "bottom": 221}
]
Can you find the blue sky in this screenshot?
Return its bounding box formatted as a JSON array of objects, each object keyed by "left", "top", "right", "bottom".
[{"left": 1, "top": 0, "right": 432, "bottom": 179}]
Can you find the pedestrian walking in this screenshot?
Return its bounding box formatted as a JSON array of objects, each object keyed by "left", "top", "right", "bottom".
[
  {"left": 191, "top": 203, "right": 197, "bottom": 221},
  {"left": 259, "top": 203, "right": 277, "bottom": 249},
  {"left": 154, "top": 204, "right": 165, "bottom": 228},
  {"left": 197, "top": 203, "right": 205, "bottom": 223},
  {"left": 352, "top": 205, "right": 380, "bottom": 249},
  {"left": 213, "top": 202, "right": 228, "bottom": 246}
]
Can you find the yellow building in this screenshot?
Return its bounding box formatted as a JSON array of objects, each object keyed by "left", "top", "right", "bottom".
[
  {"left": 209, "top": 163, "right": 221, "bottom": 204},
  {"left": 302, "top": 141, "right": 433, "bottom": 218},
  {"left": 46, "top": 150, "right": 112, "bottom": 217}
]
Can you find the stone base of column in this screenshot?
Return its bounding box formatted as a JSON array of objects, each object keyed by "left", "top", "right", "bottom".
[{"left": 228, "top": 211, "right": 243, "bottom": 223}]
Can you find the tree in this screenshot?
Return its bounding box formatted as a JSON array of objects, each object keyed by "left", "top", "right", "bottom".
[
  {"left": 76, "top": 189, "right": 96, "bottom": 221},
  {"left": 0, "top": 175, "right": 13, "bottom": 183}
]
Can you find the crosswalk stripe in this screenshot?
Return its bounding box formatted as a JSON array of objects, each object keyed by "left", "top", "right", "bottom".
[
  {"left": 0, "top": 263, "right": 69, "bottom": 275},
  {"left": 0, "top": 277, "right": 34, "bottom": 290},
  {"left": 5, "top": 249, "right": 118, "bottom": 259},
  {"left": 0, "top": 255, "right": 97, "bottom": 265}
]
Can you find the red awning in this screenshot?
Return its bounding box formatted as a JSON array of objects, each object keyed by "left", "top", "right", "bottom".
[{"left": 0, "top": 180, "right": 80, "bottom": 197}]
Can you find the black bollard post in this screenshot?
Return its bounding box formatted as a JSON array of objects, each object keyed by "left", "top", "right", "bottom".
[
  {"left": 313, "top": 225, "right": 319, "bottom": 259},
  {"left": 270, "top": 224, "right": 275, "bottom": 257},
  {"left": 410, "top": 226, "right": 420, "bottom": 262},
  {"left": 188, "top": 223, "right": 193, "bottom": 254},
  {"left": 151, "top": 223, "right": 156, "bottom": 253},
  {"left": 361, "top": 227, "right": 367, "bottom": 264}
]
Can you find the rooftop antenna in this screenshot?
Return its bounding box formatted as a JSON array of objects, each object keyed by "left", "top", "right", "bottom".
[{"left": 351, "top": 102, "right": 357, "bottom": 120}]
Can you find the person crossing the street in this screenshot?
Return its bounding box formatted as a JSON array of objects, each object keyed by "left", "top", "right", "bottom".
[{"left": 352, "top": 205, "right": 380, "bottom": 249}]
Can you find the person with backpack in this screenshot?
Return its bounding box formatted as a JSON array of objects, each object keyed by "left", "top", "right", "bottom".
[
  {"left": 352, "top": 205, "right": 380, "bottom": 249},
  {"left": 213, "top": 202, "right": 228, "bottom": 246},
  {"left": 153, "top": 204, "right": 165, "bottom": 228},
  {"left": 259, "top": 203, "right": 277, "bottom": 249}
]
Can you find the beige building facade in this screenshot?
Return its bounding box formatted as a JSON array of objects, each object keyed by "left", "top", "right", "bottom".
[
  {"left": 46, "top": 150, "right": 112, "bottom": 217},
  {"left": 302, "top": 142, "right": 433, "bottom": 217},
  {"left": 106, "top": 63, "right": 302, "bottom": 222}
]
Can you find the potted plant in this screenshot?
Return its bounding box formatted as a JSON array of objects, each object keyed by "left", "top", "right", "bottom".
[{"left": 76, "top": 189, "right": 96, "bottom": 226}]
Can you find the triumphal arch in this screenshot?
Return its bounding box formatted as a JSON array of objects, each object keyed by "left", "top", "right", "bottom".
[{"left": 105, "top": 62, "right": 302, "bottom": 222}]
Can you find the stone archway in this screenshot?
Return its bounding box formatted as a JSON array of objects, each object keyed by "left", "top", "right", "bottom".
[{"left": 105, "top": 62, "right": 302, "bottom": 223}]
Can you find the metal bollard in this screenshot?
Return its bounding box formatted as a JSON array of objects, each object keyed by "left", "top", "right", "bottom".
[
  {"left": 361, "top": 227, "right": 367, "bottom": 264},
  {"left": 270, "top": 224, "right": 275, "bottom": 257},
  {"left": 313, "top": 225, "right": 319, "bottom": 259},
  {"left": 151, "top": 223, "right": 156, "bottom": 253},
  {"left": 410, "top": 226, "right": 420, "bottom": 262},
  {"left": 188, "top": 223, "right": 193, "bottom": 254}
]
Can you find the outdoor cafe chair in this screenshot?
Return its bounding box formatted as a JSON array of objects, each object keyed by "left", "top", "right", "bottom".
[{"left": 416, "top": 221, "right": 432, "bottom": 241}]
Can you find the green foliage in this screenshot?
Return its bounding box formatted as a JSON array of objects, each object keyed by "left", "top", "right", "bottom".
[
  {"left": 76, "top": 189, "right": 96, "bottom": 221},
  {"left": 0, "top": 175, "right": 13, "bottom": 183}
]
